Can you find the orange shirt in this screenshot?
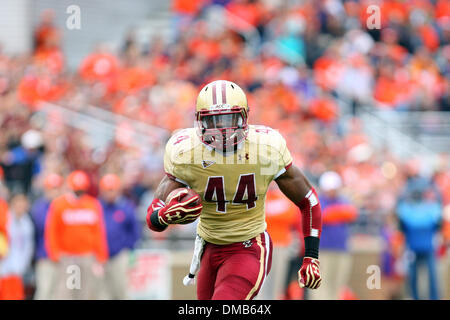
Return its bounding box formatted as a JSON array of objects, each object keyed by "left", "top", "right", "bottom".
[
  {"left": 0, "top": 199, "right": 7, "bottom": 236},
  {"left": 374, "top": 76, "right": 400, "bottom": 106},
  {"left": 443, "top": 219, "right": 450, "bottom": 243},
  {"left": 226, "top": 1, "right": 264, "bottom": 31},
  {"left": 265, "top": 189, "right": 300, "bottom": 246},
  {"left": 0, "top": 198, "right": 8, "bottom": 257},
  {"left": 79, "top": 53, "right": 120, "bottom": 83},
  {"left": 172, "top": 0, "right": 205, "bottom": 15},
  {"left": 309, "top": 97, "right": 338, "bottom": 122},
  {"left": 436, "top": 0, "right": 450, "bottom": 19},
  {"left": 322, "top": 203, "right": 358, "bottom": 224},
  {"left": 17, "top": 74, "right": 67, "bottom": 109},
  {"left": 33, "top": 47, "right": 64, "bottom": 74},
  {"left": 418, "top": 24, "right": 440, "bottom": 52},
  {"left": 115, "top": 67, "right": 155, "bottom": 94},
  {"left": 45, "top": 193, "right": 108, "bottom": 263},
  {"left": 435, "top": 171, "right": 450, "bottom": 205}
]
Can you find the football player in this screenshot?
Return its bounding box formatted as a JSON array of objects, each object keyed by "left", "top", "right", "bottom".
[{"left": 146, "top": 80, "right": 322, "bottom": 300}]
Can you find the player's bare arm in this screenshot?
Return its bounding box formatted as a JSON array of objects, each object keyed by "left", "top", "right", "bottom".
[
  {"left": 275, "top": 164, "right": 312, "bottom": 201},
  {"left": 154, "top": 174, "right": 186, "bottom": 201},
  {"left": 146, "top": 175, "right": 202, "bottom": 232},
  {"left": 275, "top": 164, "right": 323, "bottom": 289}
]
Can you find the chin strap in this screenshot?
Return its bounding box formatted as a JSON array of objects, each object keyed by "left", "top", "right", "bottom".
[{"left": 183, "top": 234, "right": 206, "bottom": 286}]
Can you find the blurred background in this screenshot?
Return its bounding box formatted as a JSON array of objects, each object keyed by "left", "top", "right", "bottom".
[{"left": 0, "top": 0, "right": 449, "bottom": 300}]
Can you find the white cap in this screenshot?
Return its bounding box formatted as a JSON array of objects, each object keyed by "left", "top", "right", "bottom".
[
  {"left": 319, "top": 171, "right": 342, "bottom": 192},
  {"left": 21, "top": 130, "right": 43, "bottom": 149},
  {"left": 348, "top": 143, "right": 373, "bottom": 163}
]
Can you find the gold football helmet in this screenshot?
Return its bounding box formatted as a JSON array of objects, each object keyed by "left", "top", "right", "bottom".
[{"left": 195, "top": 80, "right": 249, "bottom": 151}]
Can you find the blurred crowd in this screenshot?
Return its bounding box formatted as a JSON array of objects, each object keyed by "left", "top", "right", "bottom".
[{"left": 0, "top": 0, "right": 449, "bottom": 300}]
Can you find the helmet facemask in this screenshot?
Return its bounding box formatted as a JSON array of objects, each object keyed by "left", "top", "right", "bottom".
[{"left": 196, "top": 105, "right": 248, "bottom": 152}]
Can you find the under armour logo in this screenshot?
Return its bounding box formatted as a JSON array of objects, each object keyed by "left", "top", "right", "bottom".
[
  {"left": 243, "top": 240, "right": 252, "bottom": 248},
  {"left": 201, "top": 160, "right": 215, "bottom": 168},
  {"left": 166, "top": 211, "right": 181, "bottom": 221}
]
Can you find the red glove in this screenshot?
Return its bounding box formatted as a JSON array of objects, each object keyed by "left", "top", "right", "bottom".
[
  {"left": 146, "top": 189, "right": 202, "bottom": 231},
  {"left": 298, "top": 257, "right": 322, "bottom": 289}
]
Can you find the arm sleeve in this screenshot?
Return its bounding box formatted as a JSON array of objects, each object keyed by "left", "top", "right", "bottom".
[
  {"left": 297, "top": 188, "right": 322, "bottom": 239},
  {"left": 297, "top": 188, "right": 323, "bottom": 258}
]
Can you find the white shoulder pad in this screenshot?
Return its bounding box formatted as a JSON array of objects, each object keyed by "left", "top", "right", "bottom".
[
  {"left": 165, "top": 128, "right": 199, "bottom": 162},
  {"left": 247, "top": 125, "right": 287, "bottom": 153}
]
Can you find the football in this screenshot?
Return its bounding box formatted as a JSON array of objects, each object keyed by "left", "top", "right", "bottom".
[
  {"left": 166, "top": 188, "right": 202, "bottom": 225},
  {"left": 166, "top": 188, "right": 202, "bottom": 208}
]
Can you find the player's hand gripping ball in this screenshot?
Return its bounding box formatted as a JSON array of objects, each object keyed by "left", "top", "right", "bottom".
[{"left": 158, "top": 188, "right": 202, "bottom": 226}]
